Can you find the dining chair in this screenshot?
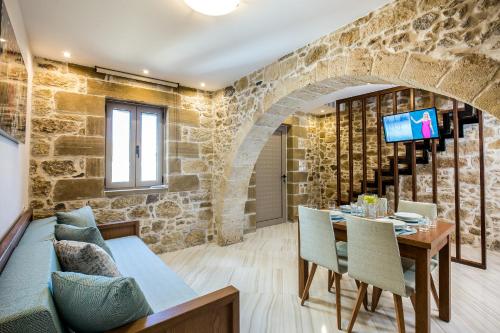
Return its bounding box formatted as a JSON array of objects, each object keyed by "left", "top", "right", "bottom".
[
  {"left": 298, "top": 206, "right": 348, "bottom": 330},
  {"left": 397, "top": 200, "right": 440, "bottom": 307},
  {"left": 345, "top": 215, "right": 417, "bottom": 333}
]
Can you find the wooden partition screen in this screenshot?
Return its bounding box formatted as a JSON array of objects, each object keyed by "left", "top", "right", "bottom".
[{"left": 334, "top": 86, "right": 486, "bottom": 269}]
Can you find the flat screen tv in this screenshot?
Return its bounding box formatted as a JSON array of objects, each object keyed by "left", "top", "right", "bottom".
[{"left": 383, "top": 107, "right": 439, "bottom": 143}]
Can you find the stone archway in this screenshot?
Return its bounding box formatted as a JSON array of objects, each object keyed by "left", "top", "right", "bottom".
[{"left": 213, "top": 0, "right": 500, "bottom": 245}]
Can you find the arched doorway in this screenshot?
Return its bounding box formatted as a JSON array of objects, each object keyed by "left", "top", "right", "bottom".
[{"left": 212, "top": 0, "right": 499, "bottom": 247}]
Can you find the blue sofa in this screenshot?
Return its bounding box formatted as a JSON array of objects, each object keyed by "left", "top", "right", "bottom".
[{"left": 0, "top": 213, "right": 239, "bottom": 332}]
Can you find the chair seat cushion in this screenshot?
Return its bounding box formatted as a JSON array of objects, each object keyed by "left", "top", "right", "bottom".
[{"left": 106, "top": 236, "right": 198, "bottom": 313}]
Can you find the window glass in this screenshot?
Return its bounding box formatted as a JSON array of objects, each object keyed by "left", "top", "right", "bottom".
[
  {"left": 141, "top": 112, "right": 158, "bottom": 182},
  {"left": 111, "top": 109, "right": 131, "bottom": 183}
]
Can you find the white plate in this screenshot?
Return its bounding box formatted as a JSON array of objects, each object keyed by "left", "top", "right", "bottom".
[
  {"left": 376, "top": 218, "right": 406, "bottom": 229},
  {"left": 394, "top": 212, "right": 422, "bottom": 221}
]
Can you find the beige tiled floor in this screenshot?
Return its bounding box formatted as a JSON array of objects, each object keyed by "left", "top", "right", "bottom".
[{"left": 161, "top": 222, "right": 500, "bottom": 333}]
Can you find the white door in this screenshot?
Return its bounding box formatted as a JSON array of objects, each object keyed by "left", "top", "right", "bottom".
[{"left": 255, "top": 125, "right": 287, "bottom": 227}]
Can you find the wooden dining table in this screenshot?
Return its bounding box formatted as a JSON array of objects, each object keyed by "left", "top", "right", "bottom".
[{"left": 298, "top": 218, "right": 454, "bottom": 333}]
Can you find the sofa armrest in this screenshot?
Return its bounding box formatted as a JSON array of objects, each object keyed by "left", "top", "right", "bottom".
[
  {"left": 108, "top": 286, "right": 239, "bottom": 333},
  {"left": 98, "top": 220, "right": 140, "bottom": 240}
]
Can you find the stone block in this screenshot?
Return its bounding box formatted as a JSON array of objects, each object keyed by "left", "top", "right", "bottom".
[
  {"left": 401, "top": 54, "right": 450, "bottom": 87},
  {"left": 31, "top": 176, "right": 52, "bottom": 197},
  {"left": 32, "top": 118, "right": 80, "bottom": 135},
  {"left": 94, "top": 209, "right": 126, "bottom": 224},
  {"left": 346, "top": 49, "right": 373, "bottom": 76},
  {"left": 288, "top": 148, "right": 306, "bottom": 159},
  {"left": 86, "top": 158, "right": 104, "bottom": 177},
  {"left": 111, "top": 195, "right": 145, "bottom": 209},
  {"left": 128, "top": 206, "right": 150, "bottom": 219},
  {"left": 168, "top": 175, "right": 200, "bottom": 192},
  {"left": 184, "top": 230, "right": 205, "bottom": 247},
  {"left": 168, "top": 109, "right": 200, "bottom": 127},
  {"left": 86, "top": 117, "right": 105, "bottom": 136},
  {"left": 87, "top": 79, "right": 175, "bottom": 106},
  {"left": 304, "top": 45, "right": 328, "bottom": 67},
  {"left": 53, "top": 178, "right": 103, "bottom": 201},
  {"left": 31, "top": 140, "right": 50, "bottom": 156},
  {"left": 182, "top": 160, "right": 208, "bottom": 173},
  {"left": 245, "top": 200, "right": 256, "bottom": 214},
  {"left": 289, "top": 126, "right": 308, "bottom": 138},
  {"left": 41, "top": 160, "right": 77, "bottom": 176},
  {"left": 168, "top": 158, "right": 182, "bottom": 174},
  {"left": 169, "top": 142, "right": 199, "bottom": 158},
  {"left": 247, "top": 186, "right": 256, "bottom": 199},
  {"left": 55, "top": 92, "right": 105, "bottom": 116},
  {"left": 155, "top": 201, "right": 182, "bottom": 218},
  {"left": 474, "top": 82, "right": 499, "bottom": 118},
  {"left": 438, "top": 55, "right": 497, "bottom": 103},
  {"left": 288, "top": 171, "right": 308, "bottom": 182},
  {"left": 54, "top": 136, "right": 104, "bottom": 156},
  {"left": 34, "top": 71, "right": 79, "bottom": 89},
  {"left": 372, "top": 52, "right": 407, "bottom": 79}
]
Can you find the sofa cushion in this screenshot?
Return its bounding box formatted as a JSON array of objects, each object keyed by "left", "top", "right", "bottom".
[
  {"left": 55, "top": 224, "right": 114, "bottom": 258},
  {"left": 54, "top": 240, "right": 121, "bottom": 277},
  {"left": 56, "top": 206, "right": 97, "bottom": 228},
  {"left": 106, "top": 236, "right": 198, "bottom": 313},
  {"left": 18, "top": 216, "right": 56, "bottom": 246},
  {"left": 51, "top": 272, "right": 153, "bottom": 333},
  {"left": 0, "top": 241, "right": 64, "bottom": 333}
]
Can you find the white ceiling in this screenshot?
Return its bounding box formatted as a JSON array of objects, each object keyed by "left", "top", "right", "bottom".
[{"left": 18, "top": 0, "right": 390, "bottom": 90}]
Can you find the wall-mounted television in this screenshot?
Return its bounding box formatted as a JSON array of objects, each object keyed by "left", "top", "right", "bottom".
[{"left": 383, "top": 107, "right": 439, "bottom": 143}]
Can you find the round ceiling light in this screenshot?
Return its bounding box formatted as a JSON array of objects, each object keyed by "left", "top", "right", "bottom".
[{"left": 184, "top": 0, "right": 240, "bottom": 16}]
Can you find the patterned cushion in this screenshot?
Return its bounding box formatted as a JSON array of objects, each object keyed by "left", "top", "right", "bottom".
[
  {"left": 55, "top": 224, "right": 114, "bottom": 259},
  {"left": 53, "top": 240, "right": 120, "bottom": 277},
  {"left": 56, "top": 206, "right": 97, "bottom": 228},
  {"left": 51, "top": 272, "right": 153, "bottom": 332}
]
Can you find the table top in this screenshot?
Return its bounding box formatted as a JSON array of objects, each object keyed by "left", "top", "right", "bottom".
[{"left": 332, "top": 218, "right": 454, "bottom": 250}]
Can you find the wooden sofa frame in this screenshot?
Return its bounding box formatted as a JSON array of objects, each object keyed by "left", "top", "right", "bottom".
[{"left": 0, "top": 209, "right": 240, "bottom": 333}]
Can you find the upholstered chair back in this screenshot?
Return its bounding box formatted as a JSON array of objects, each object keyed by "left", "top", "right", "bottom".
[
  {"left": 398, "top": 200, "right": 437, "bottom": 220},
  {"left": 345, "top": 215, "right": 408, "bottom": 297},
  {"left": 299, "top": 206, "right": 340, "bottom": 273}
]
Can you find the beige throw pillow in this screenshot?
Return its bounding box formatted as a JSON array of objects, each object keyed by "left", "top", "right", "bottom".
[{"left": 54, "top": 240, "right": 121, "bottom": 277}]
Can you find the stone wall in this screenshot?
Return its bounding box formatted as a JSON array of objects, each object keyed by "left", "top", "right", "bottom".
[
  {"left": 29, "top": 58, "right": 215, "bottom": 253},
  {"left": 211, "top": 0, "right": 499, "bottom": 246}
]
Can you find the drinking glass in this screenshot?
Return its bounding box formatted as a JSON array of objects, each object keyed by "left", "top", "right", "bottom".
[
  {"left": 328, "top": 200, "right": 337, "bottom": 211},
  {"left": 419, "top": 217, "right": 430, "bottom": 232},
  {"left": 429, "top": 216, "right": 437, "bottom": 229},
  {"left": 350, "top": 202, "right": 360, "bottom": 216},
  {"left": 377, "top": 199, "right": 388, "bottom": 218}
]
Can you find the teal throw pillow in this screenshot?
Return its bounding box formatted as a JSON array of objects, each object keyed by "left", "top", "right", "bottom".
[
  {"left": 56, "top": 206, "right": 97, "bottom": 228},
  {"left": 51, "top": 272, "right": 153, "bottom": 332},
  {"left": 55, "top": 224, "right": 114, "bottom": 259}
]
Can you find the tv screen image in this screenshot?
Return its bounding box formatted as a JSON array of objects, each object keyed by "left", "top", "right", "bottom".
[{"left": 383, "top": 107, "right": 439, "bottom": 143}]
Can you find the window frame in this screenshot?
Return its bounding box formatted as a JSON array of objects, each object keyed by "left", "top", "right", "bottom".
[{"left": 105, "top": 100, "right": 165, "bottom": 190}]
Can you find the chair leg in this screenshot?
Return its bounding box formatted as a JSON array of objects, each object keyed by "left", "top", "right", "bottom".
[
  {"left": 371, "top": 287, "right": 383, "bottom": 312},
  {"left": 410, "top": 294, "right": 416, "bottom": 311},
  {"left": 301, "top": 263, "right": 317, "bottom": 306},
  {"left": 355, "top": 280, "right": 369, "bottom": 311},
  {"left": 431, "top": 276, "right": 439, "bottom": 308},
  {"left": 393, "top": 294, "right": 406, "bottom": 333},
  {"left": 328, "top": 270, "right": 334, "bottom": 292},
  {"left": 347, "top": 282, "right": 368, "bottom": 333},
  {"left": 334, "top": 272, "right": 342, "bottom": 330}
]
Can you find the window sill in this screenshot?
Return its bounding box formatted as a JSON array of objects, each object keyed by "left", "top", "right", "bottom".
[{"left": 104, "top": 185, "right": 168, "bottom": 198}]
